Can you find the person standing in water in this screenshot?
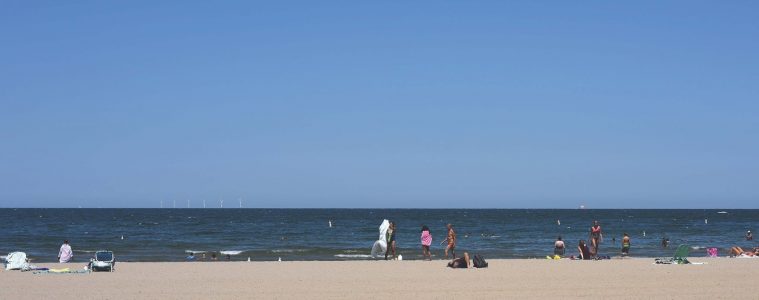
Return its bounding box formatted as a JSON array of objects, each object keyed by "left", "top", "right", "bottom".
[
  {"left": 445, "top": 224, "right": 457, "bottom": 259},
  {"left": 554, "top": 236, "right": 565, "bottom": 256},
  {"left": 58, "top": 240, "right": 73, "bottom": 263},
  {"left": 385, "top": 221, "right": 397, "bottom": 260},
  {"left": 420, "top": 225, "right": 432, "bottom": 260},
  {"left": 621, "top": 233, "right": 631, "bottom": 256},
  {"left": 747, "top": 230, "right": 753, "bottom": 241},
  {"left": 589, "top": 221, "right": 602, "bottom": 257}
]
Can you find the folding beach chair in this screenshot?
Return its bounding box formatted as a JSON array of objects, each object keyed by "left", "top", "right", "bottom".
[
  {"left": 90, "top": 250, "right": 115, "bottom": 272},
  {"left": 655, "top": 244, "right": 690, "bottom": 264}
]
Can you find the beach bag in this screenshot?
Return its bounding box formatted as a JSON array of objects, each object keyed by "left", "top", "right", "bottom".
[{"left": 473, "top": 254, "right": 488, "bottom": 268}]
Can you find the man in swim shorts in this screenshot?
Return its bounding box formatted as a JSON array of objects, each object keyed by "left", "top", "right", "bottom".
[{"left": 621, "top": 233, "right": 630, "bottom": 256}]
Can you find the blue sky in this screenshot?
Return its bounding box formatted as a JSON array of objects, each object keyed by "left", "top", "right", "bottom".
[{"left": 1, "top": 1, "right": 757, "bottom": 208}]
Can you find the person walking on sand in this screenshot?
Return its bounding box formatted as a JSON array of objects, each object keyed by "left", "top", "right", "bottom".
[
  {"left": 385, "top": 221, "right": 397, "bottom": 260},
  {"left": 621, "top": 233, "right": 631, "bottom": 256},
  {"left": 421, "top": 225, "right": 432, "bottom": 260},
  {"left": 58, "top": 240, "right": 73, "bottom": 263},
  {"left": 445, "top": 224, "right": 457, "bottom": 259},
  {"left": 589, "top": 221, "right": 602, "bottom": 257}
]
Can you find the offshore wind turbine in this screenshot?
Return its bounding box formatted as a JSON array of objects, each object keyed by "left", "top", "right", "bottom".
[
  {"left": 220, "top": 198, "right": 224, "bottom": 208},
  {"left": 160, "top": 200, "right": 163, "bottom": 208},
  {"left": 173, "top": 200, "right": 176, "bottom": 208},
  {"left": 239, "top": 197, "right": 242, "bottom": 208},
  {"left": 203, "top": 199, "right": 206, "bottom": 208},
  {"left": 187, "top": 199, "right": 190, "bottom": 208}
]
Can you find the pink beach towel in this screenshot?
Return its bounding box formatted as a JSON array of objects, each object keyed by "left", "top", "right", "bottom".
[
  {"left": 707, "top": 248, "right": 718, "bottom": 257},
  {"left": 421, "top": 231, "right": 432, "bottom": 246}
]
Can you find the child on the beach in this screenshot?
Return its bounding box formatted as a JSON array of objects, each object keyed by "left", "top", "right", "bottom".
[
  {"left": 421, "top": 225, "right": 432, "bottom": 260},
  {"left": 385, "top": 221, "right": 397, "bottom": 260},
  {"left": 621, "top": 233, "right": 630, "bottom": 256},
  {"left": 445, "top": 224, "right": 457, "bottom": 259}
]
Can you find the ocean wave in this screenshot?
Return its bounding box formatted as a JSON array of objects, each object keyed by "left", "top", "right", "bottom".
[
  {"left": 271, "top": 249, "right": 309, "bottom": 253},
  {"left": 334, "top": 254, "right": 373, "bottom": 259}
]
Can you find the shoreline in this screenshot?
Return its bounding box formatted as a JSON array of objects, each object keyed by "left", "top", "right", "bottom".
[{"left": 2, "top": 258, "right": 758, "bottom": 299}]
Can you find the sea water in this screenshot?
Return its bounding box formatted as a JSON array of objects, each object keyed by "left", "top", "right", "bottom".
[{"left": 1, "top": 209, "right": 756, "bottom": 262}]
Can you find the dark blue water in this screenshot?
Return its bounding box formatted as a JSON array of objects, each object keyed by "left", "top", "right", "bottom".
[{"left": 1, "top": 209, "right": 756, "bottom": 262}]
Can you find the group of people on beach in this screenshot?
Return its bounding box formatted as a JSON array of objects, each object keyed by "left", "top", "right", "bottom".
[
  {"left": 553, "top": 221, "right": 633, "bottom": 260},
  {"left": 49, "top": 220, "right": 756, "bottom": 264},
  {"left": 383, "top": 222, "right": 458, "bottom": 261}
]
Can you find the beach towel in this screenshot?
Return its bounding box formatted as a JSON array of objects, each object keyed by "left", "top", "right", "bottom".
[
  {"left": 421, "top": 230, "right": 432, "bottom": 246},
  {"left": 371, "top": 220, "right": 390, "bottom": 258},
  {"left": 707, "top": 248, "right": 718, "bottom": 257},
  {"left": 33, "top": 268, "right": 89, "bottom": 274}
]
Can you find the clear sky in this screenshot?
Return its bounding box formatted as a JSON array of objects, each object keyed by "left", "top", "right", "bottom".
[{"left": 1, "top": 1, "right": 757, "bottom": 208}]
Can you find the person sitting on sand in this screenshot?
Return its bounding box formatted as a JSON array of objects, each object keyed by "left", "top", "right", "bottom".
[
  {"left": 621, "top": 233, "right": 631, "bottom": 256},
  {"left": 211, "top": 253, "right": 218, "bottom": 260},
  {"left": 421, "top": 225, "right": 432, "bottom": 261},
  {"left": 385, "top": 221, "right": 397, "bottom": 260},
  {"left": 578, "top": 240, "right": 591, "bottom": 260},
  {"left": 447, "top": 252, "right": 471, "bottom": 268},
  {"left": 58, "top": 240, "right": 73, "bottom": 263},
  {"left": 589, "top": 221, "right": 602, "bottom": 258},
  {"left": 445, "top": 224, "right": 457, "bottom": 259},
  {"left": 554, "top": 236, "right": 565, "bottom": 256}
]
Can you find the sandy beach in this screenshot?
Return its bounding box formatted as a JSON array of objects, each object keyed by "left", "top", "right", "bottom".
[{"left": 1, "top": 258, "right": 757, "bottom": 299}]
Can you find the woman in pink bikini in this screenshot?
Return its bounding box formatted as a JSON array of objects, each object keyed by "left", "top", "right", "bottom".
[{"left": 421, "top": 225, "right": 432, "bottom": 260}]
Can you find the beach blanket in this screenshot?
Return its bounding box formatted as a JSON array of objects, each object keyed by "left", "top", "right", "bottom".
[{"left": 34, "top": 268, "right": 89, "bottom": 274}]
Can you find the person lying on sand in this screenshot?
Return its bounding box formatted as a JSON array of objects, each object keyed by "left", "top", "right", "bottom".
[
  {"left": 730, "top": 246, "right": 758, "bottom": 257},
  {"left": 447, "top": 252, "right": 471, "bottom": 268}
]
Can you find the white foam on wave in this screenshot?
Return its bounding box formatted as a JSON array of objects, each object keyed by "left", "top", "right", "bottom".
[
  {"left": 220, "top": 250, "right": 243, "bottom": 255},
  {"left": 271, "top": 249, "right": 308, "bottom": 253},
  {"left": 334, "top": 254, "right": 374, "bottom": 259},
  {"left": 185, "top": 250, "right": 207, "bottom": 254}
]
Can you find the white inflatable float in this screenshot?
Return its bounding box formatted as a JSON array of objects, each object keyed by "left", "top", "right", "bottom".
[{"left": 370, "top": 219, "right": 390, "bottom": 258}]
